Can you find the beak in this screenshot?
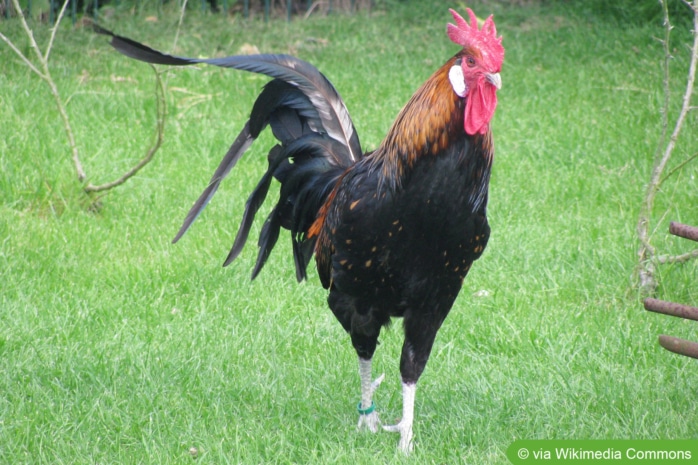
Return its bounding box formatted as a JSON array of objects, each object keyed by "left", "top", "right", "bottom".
[{"left": 486, "top": 72, "right": 502, "bottom": 90}]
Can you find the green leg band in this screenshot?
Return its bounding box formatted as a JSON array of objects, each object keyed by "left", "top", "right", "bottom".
[{"left": 357, "top": 401, "right": 376, "bottom": 415}]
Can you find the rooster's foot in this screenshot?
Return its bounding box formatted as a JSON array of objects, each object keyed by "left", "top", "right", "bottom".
[
  {"left": 382, "top": 381, "right": 416, "bottom": 454},
  {"left": 383, "top": 420, "right": 414, "bottom": 454},
  {"left": 356, "top": 404, "right": 381, "bottom": 432}
]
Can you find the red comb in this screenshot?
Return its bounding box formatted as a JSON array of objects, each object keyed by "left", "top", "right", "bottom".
[{"left": 447, "top": 8, "right": 504, "bottom": 71}]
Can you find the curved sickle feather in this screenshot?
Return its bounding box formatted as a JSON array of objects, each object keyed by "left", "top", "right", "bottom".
[
  {"left": 94, "top": 25, "right": 361, "bottom": 161},
  {"left": 96, "top": 26, "right": 360, "bottom": 279},
  {"left": 172, "top": 122, "right": 254, "bottom": 243}
]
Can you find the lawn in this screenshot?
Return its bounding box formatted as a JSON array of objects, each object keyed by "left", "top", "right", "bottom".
[{"left": 1, "top": 0, "right": 697, "bottom": 463}]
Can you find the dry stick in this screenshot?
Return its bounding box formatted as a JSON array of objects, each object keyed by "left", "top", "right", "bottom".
[
  {"left": 85, "top": 0, "right": 192, "bottom": 193},
  {"left": 44, "top": 0, "right": 66, "bottom": 63},
  {"left": 172, "top": 0, "right": 190, "bottom": 54},
  {"left": 658, "top": 249, "right": 698, "bottom": 264},
  {"left": 1, "top": 0, "right": 170, "bottom": 193},
  {"left": 0, "top": 31, "right": 43, "bottom": 77},
  {"left": 84, "top": 67, "right": 167, "bottom": 193},
  {"left": 637, "top": 0, "right": 698, "bottom": 292},
  {"left": 660, "top": 150, "right": 698, "bottom": 183},
  {"left": 655, "top": 2, "right": 698, "bottom": 195},
  {"left": 657, "top": 221, "right": 698, "bottom": 264},
  {"left": 1, "top": 0, "right": 86, "bottom": 182}
]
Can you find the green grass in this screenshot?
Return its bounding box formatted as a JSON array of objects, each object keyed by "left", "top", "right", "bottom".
[{"left": 1, "top": 1, "right": 698, "bottom": 463}]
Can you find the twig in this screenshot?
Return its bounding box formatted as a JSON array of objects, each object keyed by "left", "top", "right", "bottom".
[
  {"left": 304, "top": 1, "right": 323, "bottom": 19},
  {"left": 85, "top": 0, "right": 187, "bottom": 193},
  {"left": 0, "top": 31, "right": 45, "bottom": 77},
  {"left": 2, "top": 0, "right": 85, "bottom": 182},
  {"left": 657, "top": 3, "right": 698, "bottom": 189},
  {"left": 44, "top": 0, "right": 70, "bottom": 63},
  {"left": 657, "top": 249, "right": 698, "bottom": 264},
  {"left": 172, "top": 0, "right": 189, "bottom": 54},
  {"left": 1, "top": 0, "right": 171, "bottom": 195},
  {"left": 660, "top": 151, "right": 698, "bottom": 183},
  {"left": 84, "top": 67, "right": 167, "bottom": 193},
  {"left": 636, "top": 0, "right": 698, "bottom": 293}
]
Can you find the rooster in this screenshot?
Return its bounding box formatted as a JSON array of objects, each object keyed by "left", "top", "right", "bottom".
[{"left": 96, "top": 8, "right": 503, "bottom": 453}]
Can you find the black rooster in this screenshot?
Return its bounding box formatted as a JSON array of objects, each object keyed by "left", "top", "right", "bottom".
[{"left": 96, "top": 8, "right": 503, "bottom": 452}]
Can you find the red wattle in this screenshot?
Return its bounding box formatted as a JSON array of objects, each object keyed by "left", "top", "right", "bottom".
[{"left": 464, "top": 81, "right": 497, "bottom": 135}]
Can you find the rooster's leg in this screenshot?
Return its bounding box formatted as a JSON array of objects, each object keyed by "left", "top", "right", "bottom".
[
  {"left": 383, "top": 310, "right": 446, "bottom": 454},
  {"left": 328, "top": 290, "right": 388, "bottom": 433},
  {"left": 356, "top": 357, "right": 384, "bottom": 432},
  {"left": 383, "top": 381, "right": 416, "bottom": 453}
]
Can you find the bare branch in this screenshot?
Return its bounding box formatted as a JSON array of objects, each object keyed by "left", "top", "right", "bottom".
[
  {"left": 657, "top": 249, "right": 698, "bottom": 264},
  {"left": 9, "top": 0, "right": 46, "bottom": 65},
  {"left": 2, "top": 0, "right": 170, "bottom": 194},
  {"left": 45, "top": 0, "right": 71, "bottom": 63},
  {"left": 0, "top": 31, "right": 45, "bottom": 78},
  {"left": 171, "top": 0, "right": 190, "bottom": 54},
  {"left": 84, "top": 0, "right": 186, "bottom": 194},
  {"left": 636, "top": 0, "right": 698, "bottom": 293},
  {"left": 84, "top": 67, "right": 167, "bottom": 193},
  {"left": 4, "top": 0, "right": 85, "bottom": 182},
  {"left": 661, "top": 151, "right": 698, "bottom": 183},
  {"left": 659, "top": 2, "right": 698, "bottom": 179},
  {"left": 645, "top": 0, "right": 683, "bottom": 211}
]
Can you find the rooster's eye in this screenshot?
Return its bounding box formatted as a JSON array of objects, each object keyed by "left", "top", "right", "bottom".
[{"left": 465, "top": 56, "right": 476, "bottom": 68}]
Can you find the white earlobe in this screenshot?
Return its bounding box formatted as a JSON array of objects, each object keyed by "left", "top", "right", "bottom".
[{"left": 449, "top": 65, "right": 467, "bottom": 98}]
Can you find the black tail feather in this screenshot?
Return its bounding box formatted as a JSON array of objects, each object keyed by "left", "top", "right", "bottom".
[
  {"left": 97, "top": 27, "right": 363, "bottom": 280},
  {"left": 95, "top": 25, "right": 361, "bottom": 161},
  {"left": 172, "top": 122, "right": 254, "bottom": 243},
  {"left": 291, "top": 236, "right": 316, "bottom": 282},
  {"left": 94, "top": 25, "right": 198, "bottom": 66},
  {"left": 251, "top": 206, "right": 282, "bottom": 280},
  {"left": 223, "top": 145, "right": 286, "bottom": 267}
]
